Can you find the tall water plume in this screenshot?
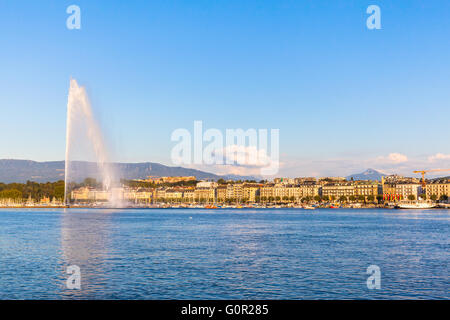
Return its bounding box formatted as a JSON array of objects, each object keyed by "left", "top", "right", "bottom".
[{"left": 64, "top": 79, "right": 123, "bottom": 207}]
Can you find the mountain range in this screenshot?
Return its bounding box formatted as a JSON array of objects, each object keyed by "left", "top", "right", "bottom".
[
  {"left": 0, "top": 159, "right": 256, "bottom": 183},
  {"left": 346, "top": 168, "right": 386, "bottom": 181}
]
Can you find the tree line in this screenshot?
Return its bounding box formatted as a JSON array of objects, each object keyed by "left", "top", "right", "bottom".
[{"left": 0, "top": 180, "right": 65, "bottom": 201}]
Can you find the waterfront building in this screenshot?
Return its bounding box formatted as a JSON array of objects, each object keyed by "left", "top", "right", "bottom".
[
  {"left": 71, "top": 187, "right": 109, "bottom": 201},
  {"left": 260, "top": 183, "right": 275, "bottom": 201},
  {"left": 135, "top": 189, "right": 153, "bottom": 203},
  {"left": 322, "top": 182, "right": 355, "bottom": 199},
  {"left": 196, "top": 181, "right": 218, "bottom": 188},
  {"left": 71, "top": 187, "right": 90, "bottom": 201},
  {"left": 298, "top": 183, "right": 320, "bottom": 199},
  {"left": 381, "top": 176, "right": 422, "bottom": 201},
  {"left": 194, "top": 187, "right": 215, "bottom": 202},
  {"left": 216, "top": 185, "right": 227, "bottom": 202},
  {"left": 182, "top": 189, "right": 196, "bottom": 202},
  {"left": 165, "top": 189, "right": 183, "bottom": 201},
  {"left": 426, "top": 179, "right": 450, "bottom": 200},
  {"left": 395, "top": 183, "right": 422, "bottom": 200},
  {"left": 242, "top": 183, "right": 260, "bottom": 202},
  {"left": 273, "top": 184, "right": 290, "bottom": 200},
  {"left": 226, "top": 183, "right": 243, "bottom": 201},
  {"left": 354, "top": 181, "right": 379, "bottom": 199},
  {"left": 155, "top": 188, "right": 166, "bottom": 201},
  {"left": 123, "top": 188, "right": 152, "bottom": 203}
]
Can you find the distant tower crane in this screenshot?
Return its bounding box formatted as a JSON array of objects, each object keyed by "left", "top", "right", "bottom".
[{"left": 413, "top": 169, "right": 450, "bottom": 188}]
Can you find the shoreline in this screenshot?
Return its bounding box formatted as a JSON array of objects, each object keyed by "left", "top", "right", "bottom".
[{"left": 1, "top": 204, "right": 449, "bottom": 210}]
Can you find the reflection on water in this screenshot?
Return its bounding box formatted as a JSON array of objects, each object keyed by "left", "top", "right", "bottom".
[
  {"left": 60, "top": 209, "right": 114, "bottom": 298},
  {"left": 0, "top": 208, "right": 448, "bottom": 299}
]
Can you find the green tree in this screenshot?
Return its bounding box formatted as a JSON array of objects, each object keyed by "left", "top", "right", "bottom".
[
  {"left": 82, "top": 177, "right": 99, "bottom": 188},
  {"left": 430, "top": 194, "right": 438, "bottom": 201},
  {"left": 339, "top": 195, "right": 347, "bottom": 202},
  {"left": 407, "top": 195, "right": 416, "bottom": 201},
  {"left": 367, "top": 195, "right": 375, "bottom": 202},
  {"left": 349, "top": 195, "right": 356, "bottom": 202},
  {"left": 439, "top": 194, "right": 448, "bottom": 201},
  {"left": 0, "top": 189, "right": 22, "bottom": 200},
  {"left": 54, "top": 185, "right": 65, "bottom": 201}
]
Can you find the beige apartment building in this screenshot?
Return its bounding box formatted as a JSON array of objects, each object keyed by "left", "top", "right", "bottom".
[
  {"left": 298, "top": 183, "right": 320, "bottom": 198},
  {"left": 426, "top": 179, "right": 450, "bottom": 199},
  {"left": 226, "top": 183, "right": 244, "bottom": 200},
  {"left": 354, "top": 181, "right": 379, "bottom": 198},
  {"left": 395, "top": 183, "right": 422, "bottom": 200},
  {"left": 71, "top": 187, "right": 109, "bottom": 201},
  {"left": 322, "top": 183, "right": 355, "bottom": 199},
  {"left": 260, "top": 184, "right": 275, "bottom": 200},
  {"left": 216, "top": 186, "right": 227, "bottom": 202},
  {"left": 194, "top": 188, "right": 215, "bottom": 202},
  {"left": 124, "top": 188, "right": 152, "bottom": 203},
  {"left": 242, "top": 183, "right": 260, "bottom": 202},
  {"left": 154, "top": 188, "right": 166, "bottom": 201},
  {"left": 182, "top": 189, "right": 195, "bottom": 202},
  {"left": 165, "top": 189, "right": 183, "bottom": 200}
]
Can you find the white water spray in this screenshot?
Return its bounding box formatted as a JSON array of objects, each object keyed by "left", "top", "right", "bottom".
[{"left": 64, "top": 79, "right": 123, "bottom": 207}]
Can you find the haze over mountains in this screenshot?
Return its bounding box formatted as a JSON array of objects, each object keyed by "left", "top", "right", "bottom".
[
  {"left": 0, "top": 159, "right": 256, "bottom": 183},
  {"left": 2, "top": 160, "right": 444, "bottom": 184},
  {"left": 346, "top": 168, "right": 386, "bottom": 181}
]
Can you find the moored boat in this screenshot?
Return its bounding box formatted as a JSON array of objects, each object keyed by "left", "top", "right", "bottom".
[{"left": 395, "top": 202, "right": 436, "bottom": 209}]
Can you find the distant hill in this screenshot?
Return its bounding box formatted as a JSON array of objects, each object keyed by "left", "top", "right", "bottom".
[
  {"left": 431, "top": 176, "right": 450, "bottom": 181},
  {"left": 346, "top": 168, "right": 386, "bottom": 181},
  {"left": 0, "top": 159, "right": 256, "bottom": 183}
]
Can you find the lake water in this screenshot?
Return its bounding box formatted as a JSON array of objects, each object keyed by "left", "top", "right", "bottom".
[{"left": 0, "top": 208, "right": 448, "bottom": 299}]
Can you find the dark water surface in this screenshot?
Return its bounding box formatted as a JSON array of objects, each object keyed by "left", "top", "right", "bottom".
[{"left": 0, "top": 208, "right": 448, "bottom": 299}]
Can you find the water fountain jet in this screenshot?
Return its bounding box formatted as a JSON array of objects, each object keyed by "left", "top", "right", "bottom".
[{"left": 64, "top": 79, "right": 124, "bottom": 207}]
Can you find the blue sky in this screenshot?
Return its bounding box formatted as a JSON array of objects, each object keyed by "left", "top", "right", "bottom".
[{"left": 1, "top": 1, "right": 450, "bottom": 177}]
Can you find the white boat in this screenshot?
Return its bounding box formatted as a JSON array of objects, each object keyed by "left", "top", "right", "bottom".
[
  {"left": 395, "top": 202, "right": 436, "bottom": 209},
  {"left": 303, "top": 205, "right": 316, "bottom": 210}
]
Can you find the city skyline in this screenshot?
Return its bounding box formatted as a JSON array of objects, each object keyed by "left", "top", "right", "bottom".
[{"left": 1, "top": 1, "right": 450, "bottom": 178}]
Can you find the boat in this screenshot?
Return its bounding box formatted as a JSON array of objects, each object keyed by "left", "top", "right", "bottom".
[
  {"left": 303, "top": 205, "right": 315, "bottom": 210},
  {"left": 204, "top": 204, "right": 218, "bottom": 209},
  {"left": 395, "top": 202, "right": 436, "bottom": 209}
]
